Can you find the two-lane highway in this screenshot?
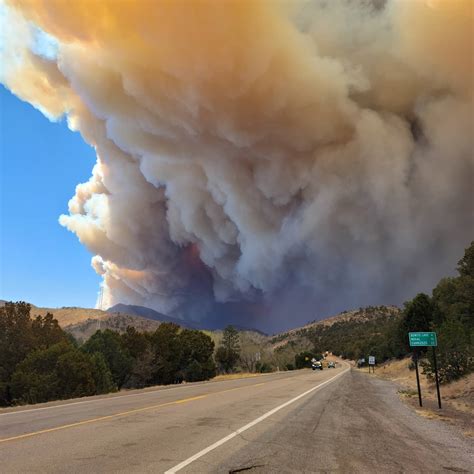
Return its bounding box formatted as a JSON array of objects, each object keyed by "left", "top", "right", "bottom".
[
  {"left": 1, "top": 364, "right": 348, "bottom": 473},
  {"left": 1, "top": 363, "right": 472, "bottom": 473}
]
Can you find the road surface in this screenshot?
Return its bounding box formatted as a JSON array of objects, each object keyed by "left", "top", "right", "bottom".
[{"left": 1, "top": 363, "right": 472, "bottom": 473}]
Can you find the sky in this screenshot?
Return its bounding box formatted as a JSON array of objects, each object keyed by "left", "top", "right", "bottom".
[{"left": 0, "top": 85, "right": 100, "bottom": 308}]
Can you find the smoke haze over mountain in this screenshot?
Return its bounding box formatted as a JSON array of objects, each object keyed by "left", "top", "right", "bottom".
[{"left": 1, "top": 0, "right": 472, "bottom": 331}]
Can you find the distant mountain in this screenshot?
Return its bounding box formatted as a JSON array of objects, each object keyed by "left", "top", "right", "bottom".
[
  {"left": 107, "top": 303, "right": 267, "bottom": 334},
  {"left": 107, "top": 304, "right": 203, "bottom": 329}
]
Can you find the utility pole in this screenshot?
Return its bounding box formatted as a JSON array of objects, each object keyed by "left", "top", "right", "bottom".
[{"left": 96, "top": 286, "right": 104, "bottom": 331}]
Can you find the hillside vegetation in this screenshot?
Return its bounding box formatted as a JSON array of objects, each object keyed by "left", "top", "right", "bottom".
[
  {"left": 0, "top": 304, "right": 216, "bottom": 406},
  {"left": 271, "top": 306, "right": 401, "bottom": 355}
]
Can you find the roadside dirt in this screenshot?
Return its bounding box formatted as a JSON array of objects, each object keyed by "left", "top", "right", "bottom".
[{"left": 360, "top": 358, "right": 474, "bottom": 438}]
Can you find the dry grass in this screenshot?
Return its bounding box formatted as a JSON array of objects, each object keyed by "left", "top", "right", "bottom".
[
  {"left": 371, "top": 357, "right": 474, "bottom": 436},
  {"left": 414, "top": 409, "right": 451, "bottom": 421},
  {"left": 31, "top": 305, "right": 109, "bottom": 327},
  {"left": 376, "top": 357, "right": 473, "bottom": 409},
  {"left": 377, "top": 358, "right": 432, "bottom": 390}
]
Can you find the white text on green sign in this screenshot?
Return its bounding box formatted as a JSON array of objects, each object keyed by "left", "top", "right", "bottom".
[{"left": 409, "top": 332, "right": 437, "bottom": 347}]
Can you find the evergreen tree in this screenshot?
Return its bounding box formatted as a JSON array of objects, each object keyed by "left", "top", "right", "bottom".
[
  {"left": 457, "top": 241, "right": 474, "bottom": 277},
  {"left": 150, "top": 323, "right": 182, "bottom": 384},
  {"left": 295, "top": 351, "right": 321, "bottom": 369},
  {"left": 179, "top": 329, "right": 216, "bottom": 381},
  {"left": 421, "top": 318, "right": 473, "bottom": 383},
  {"left": 10, "top": 342, "right": 99, "bottom": 404},
  {"left": 215, "top": 326, "right": 240, "bottom": 373},
  {"left": 0, "top": 303, "right": 68, "bottom": 405},
  {"left": 396, "top": 293, "right": 434, "bottom": 353},
  {"left": 82, "top": 330, "right": 133, "bottom": 389},
  {"left": 89, "top": 352, "right": 117, "bottom": 394}
]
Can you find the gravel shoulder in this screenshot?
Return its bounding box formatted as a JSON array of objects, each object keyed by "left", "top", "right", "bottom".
[
  {"left": 362, "top": 358, "right": 474, "bottom": 439},
  {"left": 207, "top": 369, "right": 473, "bottom": 474}
]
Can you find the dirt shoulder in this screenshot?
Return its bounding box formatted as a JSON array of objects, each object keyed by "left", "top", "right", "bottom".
[{"left": 357, "top": 358, "right": 474, "bottom": 438}]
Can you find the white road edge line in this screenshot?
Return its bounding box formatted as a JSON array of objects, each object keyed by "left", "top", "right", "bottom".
[{"left": 165, "top": 366, "right": 350, "bottom": 474}]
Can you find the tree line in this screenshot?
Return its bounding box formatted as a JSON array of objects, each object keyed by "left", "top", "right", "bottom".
[
  {"left": 0, "top": 304, "right": 224, "bottom": 406},
  {"left": 400, "top": 240, "right": 473, "bottom": 383}
]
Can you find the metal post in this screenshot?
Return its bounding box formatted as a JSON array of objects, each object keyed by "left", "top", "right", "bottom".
[
  {"left": 414, "top": 352, "right": 423, "bottom": 407},
  {"left": 432, "top": 347, "right": 442, "bottom": 409}
]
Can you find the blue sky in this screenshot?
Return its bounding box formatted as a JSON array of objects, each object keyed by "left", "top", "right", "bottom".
[{"left": 0, "top": 85, "right": 101, "bottom": 308}]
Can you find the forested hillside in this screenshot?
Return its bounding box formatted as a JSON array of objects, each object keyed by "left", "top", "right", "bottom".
[{"left": 267, "top": 306, "right": 402, "bottom": 370}]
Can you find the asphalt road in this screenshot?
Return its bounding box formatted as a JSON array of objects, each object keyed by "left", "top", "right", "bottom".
[{"left": 0, "top": 363, "right": 472, "bottom": 473}]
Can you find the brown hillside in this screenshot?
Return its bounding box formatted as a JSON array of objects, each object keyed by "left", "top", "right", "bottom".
[
  {"left": 29, "top": 305, "right": 164, "bottom": 341},
  {"left": 66, "top": 313, "right": 162, "bottom": 342},
  {"left": 31, "top": 305, "right": 110, "bottom": 327}
]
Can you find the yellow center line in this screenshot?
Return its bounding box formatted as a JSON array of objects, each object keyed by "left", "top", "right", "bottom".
[
  {"left": 0, "top": 395, "right": 207, "bottom": 444},
  {"left": 0, "top": 381, "right": 267, "bottom": 444}
]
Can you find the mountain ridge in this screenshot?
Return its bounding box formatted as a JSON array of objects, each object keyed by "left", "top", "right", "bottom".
[
  {"left": 2, "top": 300, "right": 400, "bottom": 348},
  {"left": 107, "top": 303, "right": 202, "bottom": 329}
]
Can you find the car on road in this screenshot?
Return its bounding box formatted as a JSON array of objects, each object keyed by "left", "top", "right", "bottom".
[
  {"left": 311, "top": 361, "right": 323, "bottom": 370},
  {"left": 327, "top": 361, "right": 336, "bottom": 368}
]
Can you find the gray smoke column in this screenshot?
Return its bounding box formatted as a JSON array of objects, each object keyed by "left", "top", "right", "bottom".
[{"left": 1, "top": 0, "right": 472, "bottom": 330}]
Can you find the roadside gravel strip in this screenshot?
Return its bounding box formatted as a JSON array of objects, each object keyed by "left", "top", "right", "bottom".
[{"left": 165, "top": 367, "right": 350, "bottom": 473}]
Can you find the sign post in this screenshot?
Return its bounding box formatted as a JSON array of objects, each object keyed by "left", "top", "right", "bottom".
[
  {"left": 432, "top": 347, "right": 442, "bottom": 409},
  {"left": 368, "top": 356, "right": 375, "bottom": 373},
  {"left": 408, "top": 332, "right": 441, "bottom": 409},
  {"left": 413, "top": 350, "right": 423, "bottom": 407}
]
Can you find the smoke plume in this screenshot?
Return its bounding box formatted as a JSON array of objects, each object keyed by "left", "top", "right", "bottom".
[{"left": 1, "top": 0, "right": 472, "bottom": 331}]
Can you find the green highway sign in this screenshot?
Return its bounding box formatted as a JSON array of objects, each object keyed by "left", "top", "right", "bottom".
[{"left": 409, "top": 332, "right": 437, "bottom": 347}]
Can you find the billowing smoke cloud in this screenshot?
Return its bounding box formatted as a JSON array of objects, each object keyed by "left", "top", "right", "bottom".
[{"left": 1, "top": 0, "right": 472, "bottom": 331}]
